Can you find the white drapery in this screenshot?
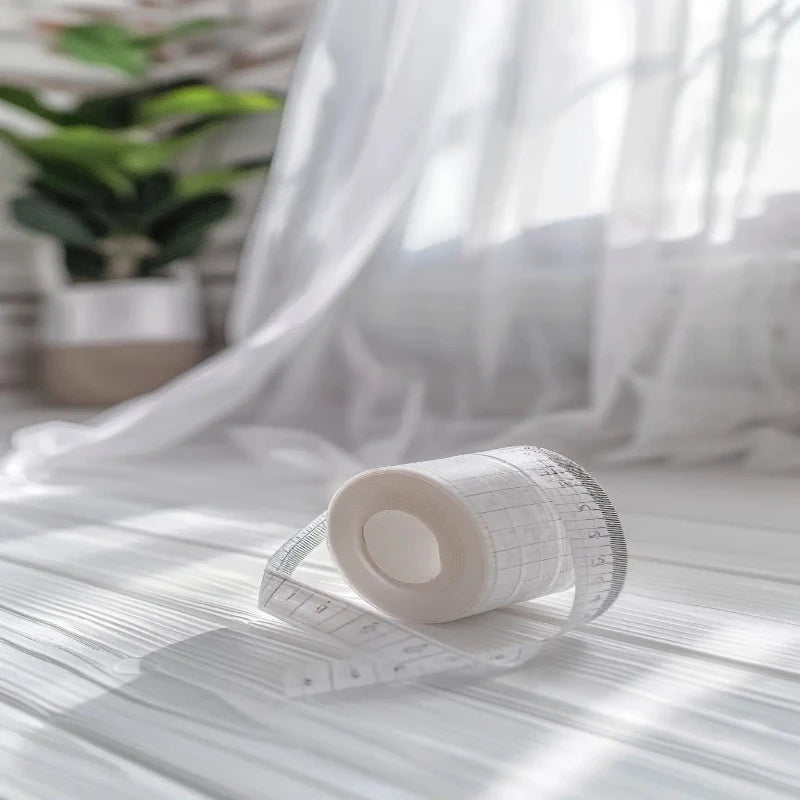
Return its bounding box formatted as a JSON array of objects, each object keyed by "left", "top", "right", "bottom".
[{"left": 6, "top": 0, "right": 800, "bottom": 476}]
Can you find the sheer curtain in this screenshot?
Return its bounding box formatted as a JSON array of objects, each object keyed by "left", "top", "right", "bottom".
[{"left": 5, "top": 0, "right": 800, "bottom": 477}]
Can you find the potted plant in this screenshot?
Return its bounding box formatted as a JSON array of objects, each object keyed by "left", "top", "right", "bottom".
[{"left": 0, "top": 19, "right": 282, "bottom": 405}]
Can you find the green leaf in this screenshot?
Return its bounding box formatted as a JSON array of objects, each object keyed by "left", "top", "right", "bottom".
[
  {"left": 2, "top": 124, "right": 189, "bottom": 185},
  {"left": 176, "top": 158, "right": 271, "bottom": 197},
  {"left": 0, "top": 127, "right": 134, "bottom": 196},
  {"left": 0, "top": 87, "right": 70, "bottom": 125},
  {"left": 64, "top": 245, "right": 106, "bottom": 281},
  {"left": 70, "top": 93, "right": 140, "bottom": 129},
  {"left": 75, "top": 203, "right": 120, "bottom": 237},
  {"left": 141, "top": 86, "right": 282, "bottom": 121},
  {"left": 59, "top": 24, "right": 148, "bottom": 76},
  {"left": 3, "top": 126, "right": 125, "bottom": 165},
  {"left": 26, "top": 160, "right": 116, "bottom": 204},
  {"left": 80, "top": 162, "right": 135, "bottom": 197},
  {"left": 118, "top": 133, "right": 200, "bottom": 174},
  {"left": 150, "top": 192, "right": 233, "bottom": 243},
  {"left": 134, "top": 172, "right": 180, "bottom": 226},
  {"left": 136, "top": 171, "right": 175, "bottom": 209},
  {"left": 4, "top": 124, "right": 209, "bottom": 188},
  {"left": 28, "top": 181, "right": 117, "bottom": 237},
  {"left": 138, "top": 229, "right": 206, "bottom": 276},
  {"left": 134, "top": 18, "right": 231, "bottom": 48},
  {"left": 32, "top": 125, "right": 128, "bottom": 159},
  {"left": 11, "top": 195, "right": 96, "bottom": 247},
  {"left": 71, "top": 78, "right": 204, "bottom": 129}
]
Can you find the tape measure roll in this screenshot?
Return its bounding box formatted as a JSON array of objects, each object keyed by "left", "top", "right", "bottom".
[{"left": 259, "top": 446, "right": 627, "bottom": 697}]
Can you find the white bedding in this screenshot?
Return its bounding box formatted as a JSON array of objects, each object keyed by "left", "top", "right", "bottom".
[{"left": 0, "top": 431, "right": 798, "bottom": 800}]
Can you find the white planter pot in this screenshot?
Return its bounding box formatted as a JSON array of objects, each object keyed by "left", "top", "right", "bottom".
[{"left": 39, "top": 264, "right": 205, "bottom": 406}]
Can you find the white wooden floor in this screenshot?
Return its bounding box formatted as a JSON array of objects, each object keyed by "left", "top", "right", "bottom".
[{"left": 0, "top": 425, "right": 798, "bottom": 799}]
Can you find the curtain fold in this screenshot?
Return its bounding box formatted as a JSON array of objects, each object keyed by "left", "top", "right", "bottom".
[{"left": 5, "top": 0, "right": 800, "bottom": 477}]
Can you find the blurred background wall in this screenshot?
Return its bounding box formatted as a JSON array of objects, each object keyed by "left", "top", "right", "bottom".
[{"left": 0, "top": 0, "right": 313, "bottom": 390}]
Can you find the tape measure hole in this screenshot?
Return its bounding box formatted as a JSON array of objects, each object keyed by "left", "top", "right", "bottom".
[{"left": 363, "top": 510, "right": 441, "bottom": 584}]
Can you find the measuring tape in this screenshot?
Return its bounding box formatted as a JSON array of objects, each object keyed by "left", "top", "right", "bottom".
[{"left": 258, "top": 446, "right": 627, "bottom": 697}]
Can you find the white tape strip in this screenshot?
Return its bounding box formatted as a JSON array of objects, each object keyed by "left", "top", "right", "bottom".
[{"left": 258, "top": 447, "right": 627, "bottom": 697}]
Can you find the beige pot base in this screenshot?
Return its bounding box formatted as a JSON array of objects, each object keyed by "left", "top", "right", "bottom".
[{"left": 42, "top": 341, "right": 204, "bottom": 406}]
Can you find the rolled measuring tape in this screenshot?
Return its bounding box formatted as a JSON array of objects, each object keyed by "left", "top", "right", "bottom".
[{"left": 258, "top": 446, "right": 627, "bottom": 697}]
